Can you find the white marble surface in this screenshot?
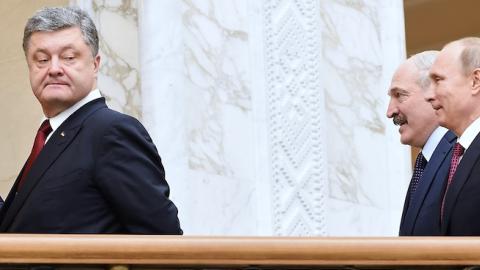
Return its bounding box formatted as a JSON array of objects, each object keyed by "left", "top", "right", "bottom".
[
  {"left": 138, "top": 0, "right": 409, "bottom": 236},
  {"left": 319, "top": 0, "right": 409, "bottom": 235},
  {"left": 139, "top": 0, "right": 259, "bottom": 235}
]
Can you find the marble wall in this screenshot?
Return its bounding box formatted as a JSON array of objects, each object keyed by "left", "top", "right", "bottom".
[
  {"left": 140, "top": 0, "right": 262, "bottom": 235},
  {"left": 319, "top": 1, "right": 410, "bottom": 235},
  {"left": 138, "top": 0, "right": 410, "bottom": 236}
]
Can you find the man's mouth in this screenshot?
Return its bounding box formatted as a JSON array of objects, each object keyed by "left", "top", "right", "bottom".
[
  {"left": 45, "top": 81, "right": 69, "bottom": 88},
  {"left": 393, "top": 114, "right": 407, "bottom": 126}
]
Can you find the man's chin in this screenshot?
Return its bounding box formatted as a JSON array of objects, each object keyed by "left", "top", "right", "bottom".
[
  {"left": 400, "top": 137, "right": 411, "bottom": 146},
  {"left": 437, "top": 115, "right": 450, "bottom": 129},
  {"left": 438, "top": 119, "right": 454, "bottom": 133},
  {"left": 399, "top": 126, "right": 412, "bottom": 144},
  {"left": 38, "top": 97, "right": 74, "bottom": 117}
]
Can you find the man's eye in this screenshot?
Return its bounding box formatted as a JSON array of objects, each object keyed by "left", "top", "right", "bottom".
[
  {"left": 395, "top": 92, "right": 409, "bottom": 102},
  {"left": 38, "top": 59, "right": 48, "bottom": 63},
  {"left": 64, "top": 56, "right": 75, "bottom": 61}
]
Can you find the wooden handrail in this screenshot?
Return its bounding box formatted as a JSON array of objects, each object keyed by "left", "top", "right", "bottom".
[{"left": 0, "top": 235, "right": 479, "bottom": 267}]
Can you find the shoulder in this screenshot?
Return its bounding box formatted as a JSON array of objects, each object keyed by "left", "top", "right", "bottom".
[
  {"left": 77, "top": 105, "right": 153, "bottom": 146},
  {"left": 85, "top": 107, "right": 144, "bottom": 130}
]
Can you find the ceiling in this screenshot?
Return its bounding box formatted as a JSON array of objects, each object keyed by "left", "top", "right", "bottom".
[{"left": 404, "top": 0, "right": 480, "bottom": 55}]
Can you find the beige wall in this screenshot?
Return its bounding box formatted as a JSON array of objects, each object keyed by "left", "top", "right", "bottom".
[{"left": 0, "top": 0, "right": 67, "bottom": 198}]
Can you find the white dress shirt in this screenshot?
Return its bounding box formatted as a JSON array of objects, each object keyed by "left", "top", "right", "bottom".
[
  {"left": 422, "top": 126, "right": 449, "bottom": 162},
  {"left": 457, "top": 116, "right": 480, "bottom": 152}
]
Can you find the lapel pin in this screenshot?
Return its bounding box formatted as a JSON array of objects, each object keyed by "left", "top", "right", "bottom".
[{"left": 60, "top": 131, "right": 65, "bottom": 137}]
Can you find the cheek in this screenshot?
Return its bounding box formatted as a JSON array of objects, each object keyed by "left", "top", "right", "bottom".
[
  {"left": 29, "top": 69, "right": 45, "bottom": 83},
  {"left": 29, "top": 72, "right": 40, "bottom": 89}
]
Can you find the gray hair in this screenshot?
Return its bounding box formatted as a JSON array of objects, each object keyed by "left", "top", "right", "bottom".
[
  {"left": 455, "top": 37, "right": 480, "bottom": 75},
  {"left": 409, "top": 50, "right": 439, "bottom": 89},
  {"left": 23, "top": 6, "right": 99, "bottom": 56}
]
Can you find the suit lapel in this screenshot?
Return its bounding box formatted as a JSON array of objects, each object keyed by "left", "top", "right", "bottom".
[
  {"left": 441, "top": 132, "right": 480, "bottom": 234},
  {"left": 0, "top": 98, "right": 107, "bottom": 231},
  {"left": 402, "top": 131, "right": 455, "bottom": 235}
]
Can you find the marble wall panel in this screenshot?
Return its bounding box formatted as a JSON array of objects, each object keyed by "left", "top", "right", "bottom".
[
  {"left": 319, "top": 0, "right": 410, "bottom": 235},
  {"left": 139, "top": 0, "right": 410, "bottom": 236},
  {"left": 70, "top": 0, "right": 141, "bottom": 118},
  {"left": 139, "top": 0, "right": 260, "bottom": 235}
]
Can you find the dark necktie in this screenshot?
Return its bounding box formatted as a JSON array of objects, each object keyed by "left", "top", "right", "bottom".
[
  {"left": 408, "top": 152, "right": 427, "bottom": 206},
  {"left": 17, "top": 120, "right": 52, "bottom": 190},
  {"left": 441, "top": 142, "right": 465, "bottom": 220}
]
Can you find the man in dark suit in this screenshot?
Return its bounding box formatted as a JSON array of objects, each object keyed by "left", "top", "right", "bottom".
[
  {"left": 0, "top": 7, "right": 182, "bottom": 234},
  {"left": 426, "top": 37, "right": 480, "bottom": 235},
  {"left": 387, "top": 51, "right": 455, "bottom": 236}
]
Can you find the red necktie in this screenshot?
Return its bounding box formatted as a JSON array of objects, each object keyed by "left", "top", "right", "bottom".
[
  {"left": 441, "top": 142, "right": 465, "bottom": 220},
  {"left": 17, "top": 120, "right": 52, "bottom": 190}
]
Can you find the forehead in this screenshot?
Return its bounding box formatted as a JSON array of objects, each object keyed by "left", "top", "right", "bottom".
[
  {"left": 28, "top": 27, "right": 85, "bottom": 52},
  {"left": 389, "top": 62, "right": 420, "bottom": 94},
  {"left": 431, "top": 43, "right": 462, "bottom": 74}
]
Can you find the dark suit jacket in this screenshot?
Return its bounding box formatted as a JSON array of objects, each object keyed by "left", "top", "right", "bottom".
[
  {"left": 441, "top": 130, "right": 480, "bottom": 235},
  {"left": 0, "top": 98, "right": 182, "bottom": 234},
  {"left": 399, "top": 131, "right": 456, "bottom": 236}
]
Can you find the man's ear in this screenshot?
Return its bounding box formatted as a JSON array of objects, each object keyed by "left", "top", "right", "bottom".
[
  {"left": 93, "top": 54, "right": 101, "bottom": 73},
  {"left": 472, "top": 68, "right": 480, "bottom": 95}
]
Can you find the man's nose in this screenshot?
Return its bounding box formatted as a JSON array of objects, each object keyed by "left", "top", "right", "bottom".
[
  {"left": 48, "top": 57, "right": 64, "bottom": 76},
  {"left": 386, "top": 98, "right": 398, "bottom": 118},
  {"left": 423, "top": 83, "right": 435, "bottom": 103}
]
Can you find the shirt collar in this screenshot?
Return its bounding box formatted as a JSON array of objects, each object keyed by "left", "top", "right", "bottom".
[
  {"left": 46, "top": 89, "right": 102, "bottom": 139},
  {"left": 422, "top": 126, "right": 448, "bottom": 161},
  {"left": 457, "top": 116, "right": 480, "bottom": 151}
]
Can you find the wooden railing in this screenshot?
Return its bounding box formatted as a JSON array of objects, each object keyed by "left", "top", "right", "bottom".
[{"left": 0, "top": 235, "right": 479, "bottom": 269}]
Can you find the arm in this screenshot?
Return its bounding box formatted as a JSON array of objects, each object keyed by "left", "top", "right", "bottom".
[{"left": 95, "top": 116, "right": 182, "bottom": 234}]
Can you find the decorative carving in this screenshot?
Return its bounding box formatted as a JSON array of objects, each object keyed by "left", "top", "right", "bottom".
[{"left": 264, "top": 0, "right": 327, "bottom": 236}]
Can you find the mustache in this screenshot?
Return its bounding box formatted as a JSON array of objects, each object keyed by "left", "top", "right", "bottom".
[{"left": 392, "top": 114, "right": 407, "bottom": 126}]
